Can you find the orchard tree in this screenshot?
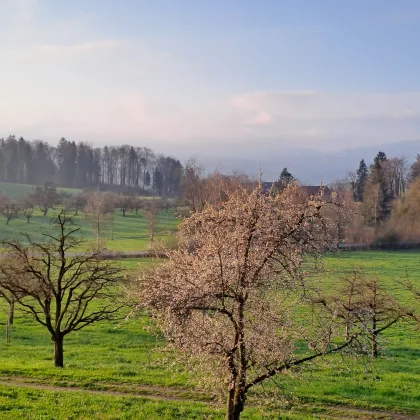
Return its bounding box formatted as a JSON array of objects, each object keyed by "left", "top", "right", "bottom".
[
  {"left": 118, "top": 194, "right": 135, "bottom": 217},
  {"left": 84, "top": 191, "right": 115, "bottom": 250},
  {"left": 20, "top": 195, "right": 35, "bottom": 223},
  {"left": 0, "top": 195, "right": 21, "bottom": 224},
  {"left": 0, "top": 275, "right": 25, "bottom": 344},
  {"left": 143, "top": 200, "right": 161, "bottom": 244},
  {"left": 315, "top": 270, "right": 408, "bottom": 357},
  {"left": 30, "top": 182, "right": 60, "bottom": 216},
  {"left": 130, "top": 183, "right": 370, "bottom": 419},
  {"left": 69, "top": 192, "right": 88, "bottom": 216},
  {"left": 0, "top": 212, "right": 125, "bottom": 367}
]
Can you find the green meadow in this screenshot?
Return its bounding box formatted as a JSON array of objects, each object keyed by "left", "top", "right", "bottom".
[
  {"left": 0, "top": 181, "right": 81, "bottom": 200},
  {"left": 0, "top": 252, "right": 419, "bottom": 419},
  {"left": 0, "top": 206, "right": 178, "bottom": 252}
]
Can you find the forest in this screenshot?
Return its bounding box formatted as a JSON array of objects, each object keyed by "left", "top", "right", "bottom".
[{"left": 0, "top": 135, "right": 182, "bottom": 197}]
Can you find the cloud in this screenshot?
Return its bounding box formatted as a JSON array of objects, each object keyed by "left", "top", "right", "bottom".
[
  {"left": 227, "top": 91, "right": 420, "bottom": 149},
  {"left": 248, "top": 111, "right": 272, "bottom": 126},
  {"left": 36, "top": 40, "right": 122, "bottom": 58},
  {"left": 1, "top": 1, "right": 420, "bottom": 155},
  {"left": 3, "top": 90, "right": 420, "bottom": 155}
]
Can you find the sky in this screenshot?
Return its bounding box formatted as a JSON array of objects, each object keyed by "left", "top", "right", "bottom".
[{"left": 1, "top": 0, "right": 420, "bottom": 178}]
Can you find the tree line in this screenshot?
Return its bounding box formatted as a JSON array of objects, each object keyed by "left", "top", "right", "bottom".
[
  {"left": 0, "top": 135, "right": 182, "bottom": 196},
  {"left": 330, "top": 152, "right": 420, "bottom": 244}
]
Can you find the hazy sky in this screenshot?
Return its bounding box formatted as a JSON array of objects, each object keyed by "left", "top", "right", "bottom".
[{"left": 1, "top": 0, "right": 420, "bottom": 160}]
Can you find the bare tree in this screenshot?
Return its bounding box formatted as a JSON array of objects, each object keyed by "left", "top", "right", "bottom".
[
  {"left": 359, "top": 277, "right": 406, "bottom": 357},
  {"left": 20, "top": 195, "right": 35, "bottom": 223},
  {"left": 410, "top": 154, "right": 420, "bottom": 182},
  {"left": 30, "top": 182, "right": 60, "bottom": 216},
  {"left": 130, "top": 183, "right": 362, "bottom": 419},
  {"left": 118, "top": 194, "right": 135, "bottom": 217},
  {"left": 0, "top": 279, "right": 22, "bottom": 344},
  {"left": 143, "top": 200, "right": 161, "bottom": 244},
  {"left": 69, "top": 193, "right": 88, "bottom": 216},
  {"left": 0, "top": 212, "right": 125, "bottom": 367},
  {"left": 0, "top": 195, "right": 21, "bottom": 224},
  {"left": 316, "top": 270, "right": 408, "bottom": 357},
  {"left": 181, "top": 160, "right": 255, "bottom": 215},
  {"left": 380, "top": 157, "right": 409, "bottom": 199},
  {"left": 393, "top": 178, "right": 420, "bottom": 240},
  {"left": 362, "top": 182, "right": 381, "bottom": 226},
  {"left": 84, "top": 191, "right": 115, "bottom": 250},
  {"left": 180, "top": 159, "right": 207, "bottom": 213},
  {"left": 397, "top": 276, "right": 420, "bottom": 323}
]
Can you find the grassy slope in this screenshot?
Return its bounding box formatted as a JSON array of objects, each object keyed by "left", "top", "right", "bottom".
[
  {"left": 0, "top": 253, "right": 419, "bottom": 418},
  {"left": 0, "top": 208, "right": 179, "bottom": 251},
  {"left": 0, "top": 181, "right": 81, "bottom": 199}
]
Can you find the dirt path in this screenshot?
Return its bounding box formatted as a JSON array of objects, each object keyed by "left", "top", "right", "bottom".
[
  {"left": 0, "top": 376, "right": 418, "bottom": 419},
  {"left": 0, "top": 376, "right": 212, "bottom": 403},
  {"left": 301, "top": 404, "right": 420, "bottom": 420}
]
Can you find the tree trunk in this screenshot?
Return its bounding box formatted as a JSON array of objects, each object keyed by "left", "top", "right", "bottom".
[
  {"left": 8, "top": 301, "right": 14, "bottom": 326},
  {"left": 372, "top": 318, "right": 378, "bottom": 358},
  {"left": 226, "top": 388, "right": 235, "bottom": 420},
  {"left": 226, "top": 389, "right": 245, "bottom": 420},
  {"left": 96, "top": 220, "right": 100, "bottom": 251},
  {"left": 43, "top": 208, "right": 48, "bottom": 216},
  {"left": 54, "top": 335, "right": 64, "bottom": 367},
  {"left": 6, "top": 302, "right": 14, "bottom": 344}
]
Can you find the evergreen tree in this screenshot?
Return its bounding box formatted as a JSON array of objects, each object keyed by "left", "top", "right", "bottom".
[
  {"left": 366, "top": 152, "right": 393, "bottom": 223},
  {"left": 274, "top": 167, "right": 295, "bottom": 192},
  {"left": 355, "top": 159, "right": 368, "bottom": 202}
]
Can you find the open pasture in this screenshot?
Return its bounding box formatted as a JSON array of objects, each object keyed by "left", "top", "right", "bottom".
[
  {"left": 0, "top": 252, "right": 419, "bottom": 419},
  {"left": 0, "top": 182, "right": 81, "bottom": 200},
  {"left": 0, "top": 206, "right": 178, "bottom": 251}
]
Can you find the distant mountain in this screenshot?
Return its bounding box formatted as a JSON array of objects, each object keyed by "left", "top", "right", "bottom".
[{"left": 192, "top": 140, "right": 420, "bottom": 184}]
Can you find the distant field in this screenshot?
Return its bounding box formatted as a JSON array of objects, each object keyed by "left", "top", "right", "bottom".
[
  {"left": 0, "top": 253, "right": 419, "bottom": 419},
  {"left": 0, "top": 206, "right": 179, "bottom": 251},
  {"left": 0, "top": 182, "right": 178, "bottom": 251},
  {"left": 0, "top": 181, "right": 81, "bottom": 199}
]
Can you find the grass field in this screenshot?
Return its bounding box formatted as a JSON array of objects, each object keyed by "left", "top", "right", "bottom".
[
  {"left": 0, "top": 207, "right": 179, "bottom": 251},
  {"left": 0, "top": 181, "right": 179, "bottom": 252},
  {"left": 0, "top": 252, "right": 419, "bottom": 419},
  {"left": 0, "top": 181, "right": 81, "bottom": 199}
]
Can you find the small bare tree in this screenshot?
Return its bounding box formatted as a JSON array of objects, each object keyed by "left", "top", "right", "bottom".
[
  {"left": 30, "top": 182, "right": 60, "bottom": 216},
  {"left": 0, "top": 284, "right": 20, "bottom": 344},
  {"left": 359, "top": 277, "right": 406, "bottom": 357},
  {"left": 0, "top": 195, "right": 21, "bottom": 224},
  {"left": 69, "top": 193, "right": 88, "bottom": 216},
  {"left": 143, "top": 201, "right": 160, "bottom": 245},
  {"left": 20, "top": 195, "right": 35, "bottom": 223},
  {"left": 397, "top": 276, "right": 420, "bottom": 324},
  {"left": 118, "top": 194, "right": 135, "bottom": 217},
  {"left": 84, "top": 191, "right": 115, "bottom": 250},
  {"left": 316, "top": 270, "right": 407, "bottom": 357},
  {"left": 130, "top": 184, "right": 359, "bottom": 419},
  {"left": 0, "top": 212, "right": 125, "bottom": 367}
]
